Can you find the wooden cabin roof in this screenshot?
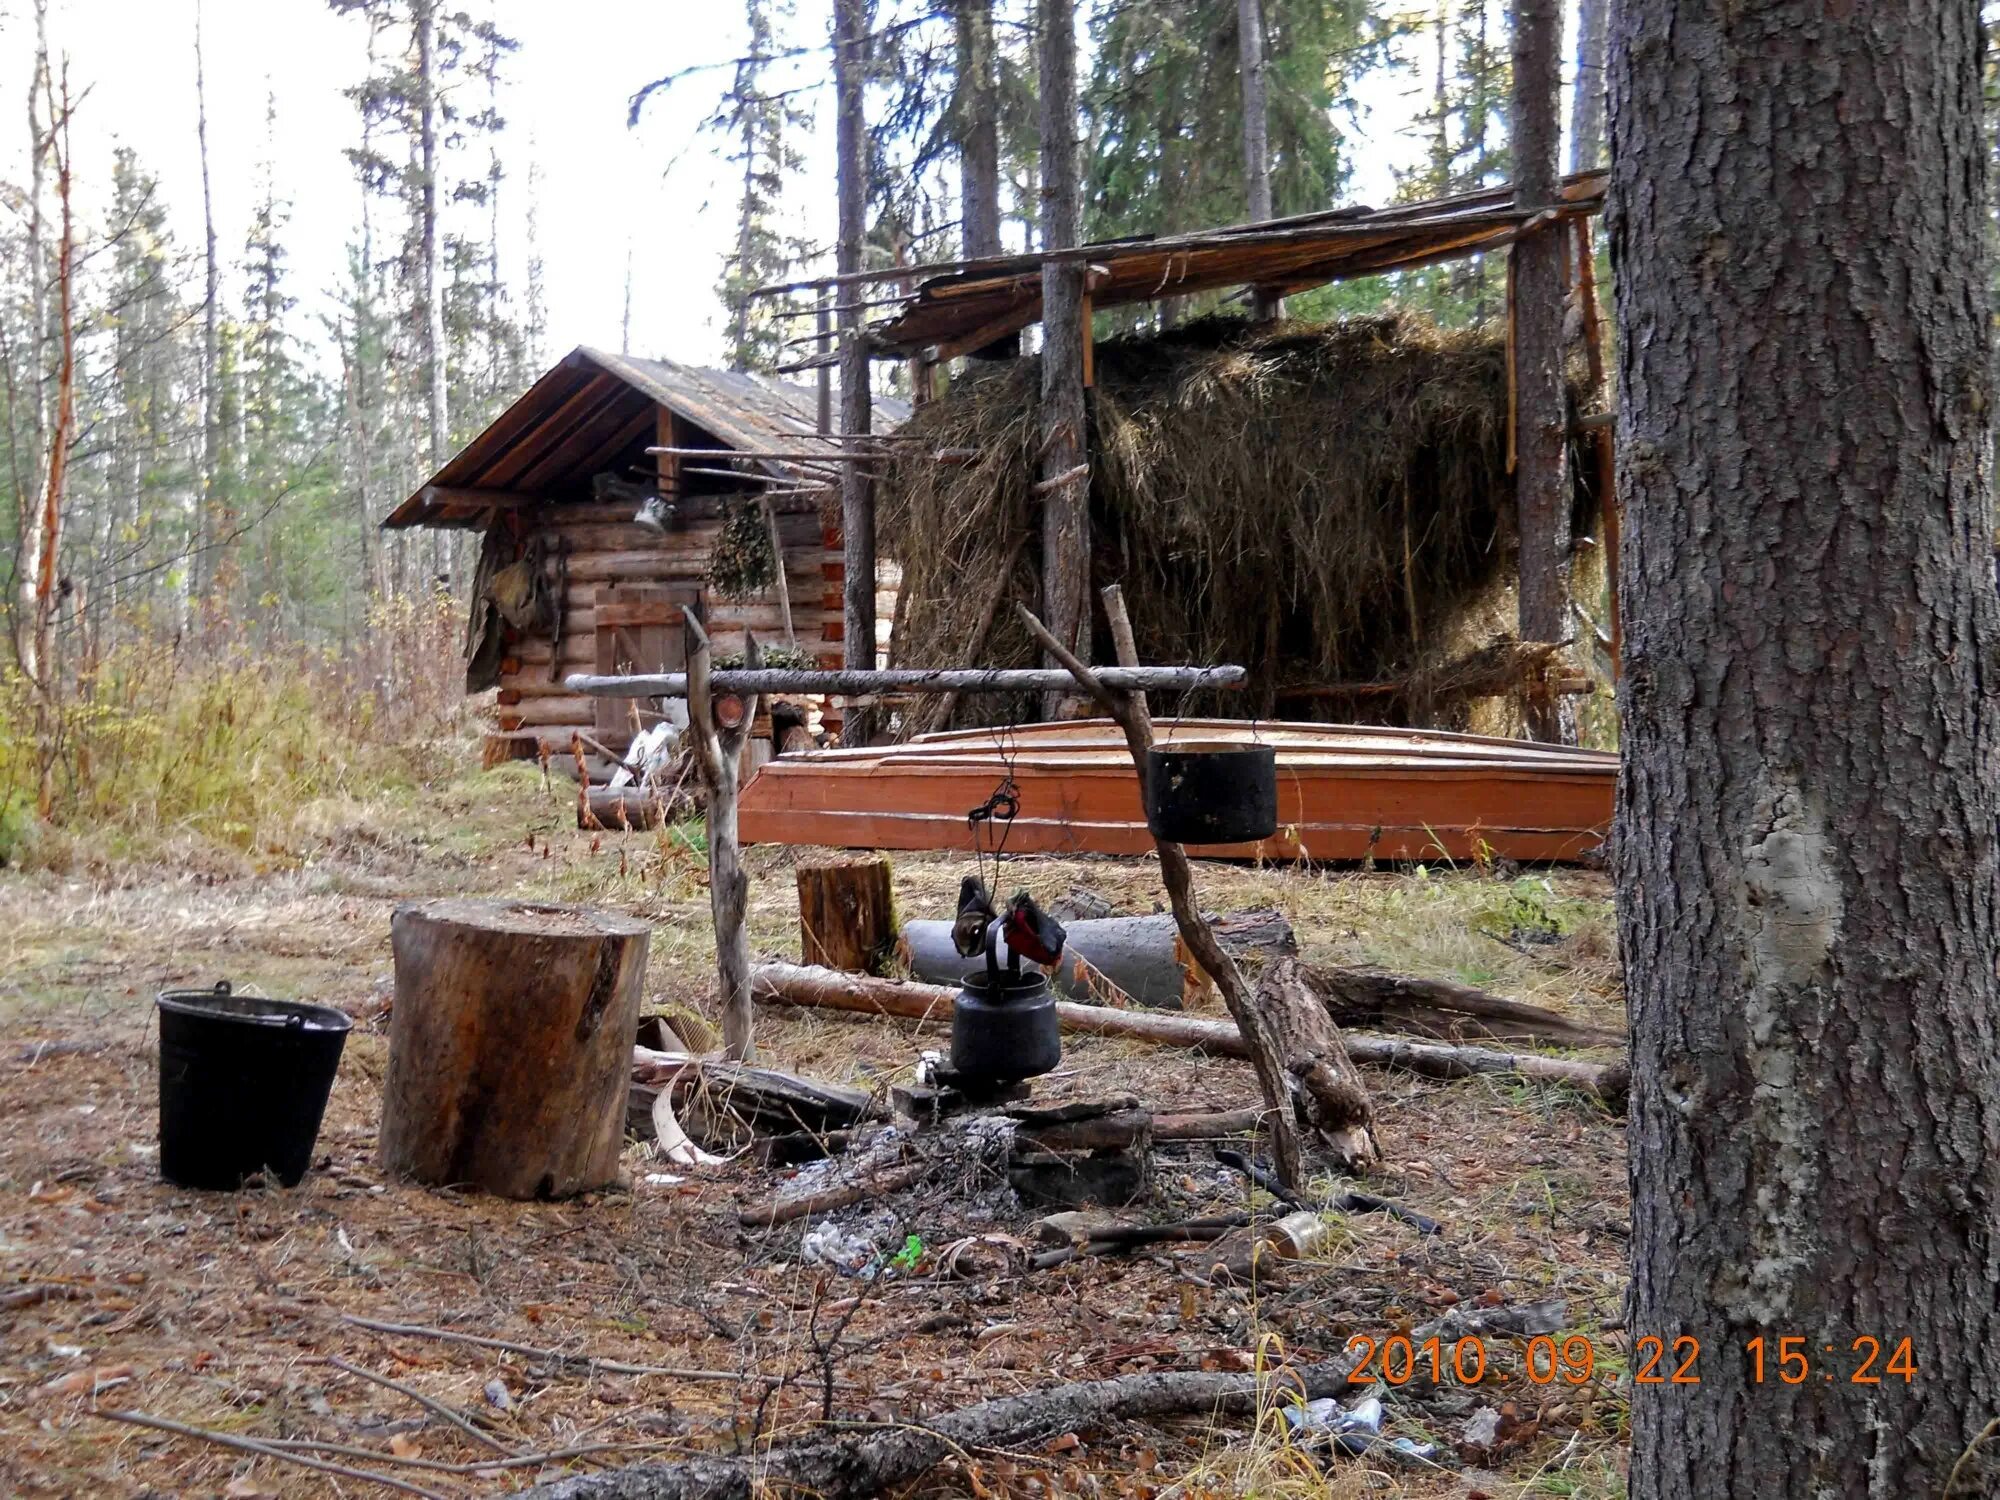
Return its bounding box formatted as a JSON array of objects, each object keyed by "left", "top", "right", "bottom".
[
  {"left": 812, "top": 171, "right": 1607, "bottom": 363},
  {"left": 382, "top": 346, "right": 907, "bottom": 530}
]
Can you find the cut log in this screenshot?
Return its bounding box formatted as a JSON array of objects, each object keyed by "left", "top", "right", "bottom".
[
  {"left": 796, "top": 855, "right": 896, "bottom": 973},
  {"left": 1256, "top": 957, "right": 1380, "bottom": 1172},
  {"left": 750, "top": 962, "right": 1629, "bottom": 1109},
  {"left": 1307, "top": 962, "right": 1621, "bottom": 1048},
  {"left": 379, "top": 899, "right": 650, "bottom": 1199},
  {"left": 519, "top": 1348, "right": 1365, "bottom": 1500},
  {"left": 583, "top": 787, "right": 677, "bottom": 830}
]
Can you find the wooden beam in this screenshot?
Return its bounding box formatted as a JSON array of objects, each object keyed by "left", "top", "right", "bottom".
[{"left": 420, "top": 484, "right": 541, "bottom": 511}]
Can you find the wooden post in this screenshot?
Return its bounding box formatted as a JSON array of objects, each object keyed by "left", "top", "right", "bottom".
[
  {"left": 1015, "top": 587, "right": 1306, "bottom": 1187},
  {"left": 379, "top": 898, "right": 649, "bottom": 1199},
  {"left": 797, "top": 855, "right": 896, "bottom": 973},
  {"left": 685, "top": 613, "right": 761, "bottom": 1060}
]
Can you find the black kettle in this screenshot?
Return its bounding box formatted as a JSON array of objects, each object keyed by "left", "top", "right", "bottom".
[{"left": 950, "top": 918, "right": 1062, "bottom": 1083}]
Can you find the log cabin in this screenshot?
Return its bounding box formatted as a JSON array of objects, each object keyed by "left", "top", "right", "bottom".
[{"left": 380, "top": 347, "right": 905, "bottom": 781}]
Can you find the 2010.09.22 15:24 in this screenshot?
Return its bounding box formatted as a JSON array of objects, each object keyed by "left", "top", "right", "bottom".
[{"left": 1738, "top": 1335, "right": 1917, "bottom": 1386}]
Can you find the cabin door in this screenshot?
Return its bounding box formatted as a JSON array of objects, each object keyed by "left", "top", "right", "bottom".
[{"left": 593, "top": 584, "right": 700, "bottom": 749}]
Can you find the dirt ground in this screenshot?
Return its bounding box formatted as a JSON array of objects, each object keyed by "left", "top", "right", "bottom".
[{"left": 0, "top": 762, "right": 1632, "bottom": 1498}]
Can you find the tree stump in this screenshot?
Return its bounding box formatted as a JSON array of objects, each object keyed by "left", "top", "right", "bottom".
[
  {"left": 797, "top": 856, "right": 896, "bottom": 973},
  {"left": 379, "top": 899, "right": 650, "bottom": 1199}
]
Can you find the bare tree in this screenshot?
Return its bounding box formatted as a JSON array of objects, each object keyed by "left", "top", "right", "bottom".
[
  {"left": 415, "top": 0, "right": 451, "bottom": 579},
  {"left": 195, "top": 0, "right": 222, "bottom": 609},
  {"left": 1510, "top": 0, "right": 1571, "bottom": 742},
  {"left": 1611, "top": 1, "right": 2000, "bottom": 1494}
]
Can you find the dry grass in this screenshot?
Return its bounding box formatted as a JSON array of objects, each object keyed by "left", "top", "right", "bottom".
[
  {"left": 877, "top": 314, "right": 1599, "bottom": 732},
  {"left": 0, "top": 764, "right": 1629, "bottom": 1499}
]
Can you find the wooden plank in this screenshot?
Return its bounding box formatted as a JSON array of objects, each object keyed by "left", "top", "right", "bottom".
[
  {"left": 421, "top": 484, "right": 542, "bottom": 511},
  {"left": 735, "top": 719, "right": 1614, "bottom": 864},
  {"left": 481, "top": 372, "right": 625, "bottom": 487}
]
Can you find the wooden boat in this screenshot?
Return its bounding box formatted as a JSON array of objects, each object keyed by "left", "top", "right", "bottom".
[{"left": 738, "top": 718, "right": 1615, "bottom": 863}]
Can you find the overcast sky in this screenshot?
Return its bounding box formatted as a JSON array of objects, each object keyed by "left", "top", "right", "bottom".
[{"left": 6, "top": 1, "right": 1540, "bottom": 375}]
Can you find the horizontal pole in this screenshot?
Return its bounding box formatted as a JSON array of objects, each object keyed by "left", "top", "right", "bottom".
[{"left": 565, "top": 665, "right": 1248, "bottom": 699}]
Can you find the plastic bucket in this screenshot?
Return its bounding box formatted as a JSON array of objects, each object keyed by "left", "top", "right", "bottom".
[
  {"left": 156, "top": 982, "right": 352, "bottom": 1190},
  {"left": 1145, "top": 742, "right": 1279, "bottom": 845}
]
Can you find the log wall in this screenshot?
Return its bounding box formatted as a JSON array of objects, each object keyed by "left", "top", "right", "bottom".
[{"left": 483, "top": 402, "right": 897, "bottom": 775}]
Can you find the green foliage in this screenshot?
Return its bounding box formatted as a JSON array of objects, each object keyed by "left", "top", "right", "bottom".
[{"left": 1084, "top": 0, "right": 1384, "bottom": 241}]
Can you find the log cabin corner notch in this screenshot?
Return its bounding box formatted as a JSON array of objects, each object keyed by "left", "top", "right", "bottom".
[{"left": 380, "top": 347, "right": 907, "bottom": 782}]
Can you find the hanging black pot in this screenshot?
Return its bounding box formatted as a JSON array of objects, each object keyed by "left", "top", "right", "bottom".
[{"left": 1145, "top": 742, "right": 1279, "bottom": 845}]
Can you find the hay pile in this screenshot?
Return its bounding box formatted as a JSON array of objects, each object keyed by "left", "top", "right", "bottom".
[{"left": 879, "top": 313, "right": 1592, "bottom": 732}]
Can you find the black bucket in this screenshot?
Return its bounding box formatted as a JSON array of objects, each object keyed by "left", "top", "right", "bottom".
[
  {"left": 156, "top": 982, "right": 352, "bottom": 1190},
  {"left": 1145, "top": 742, "right": 1279, "bottom": 845}
]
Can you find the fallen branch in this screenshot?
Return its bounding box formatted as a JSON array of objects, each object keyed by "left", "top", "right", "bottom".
[
  {"left": 322, "top": 1355, "right": 514, "bottom": 1455},
  {"left": 92, "top": 1410, "right": 448, "bottom": 1499},
  {"left": 1307, "top": 963, "right": 1621, "bottom": 1049},
  {"left": 519, "top": 1350, "right": 1364, "bottom": 1500},
  {"left": 750, "top": 963, "right": 1628, "bottom": 1110},
  {"left": 339, "top": 1315, "right": 796, "bottom": 1385}
]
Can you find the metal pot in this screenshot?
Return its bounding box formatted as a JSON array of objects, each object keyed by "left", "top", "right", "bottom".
[
  {"left": 950, "top": 921, "right": 1062, "bottom": 1082},
  {"left": 1145, "top": 742, "right": 1279, "bottom": 845}
]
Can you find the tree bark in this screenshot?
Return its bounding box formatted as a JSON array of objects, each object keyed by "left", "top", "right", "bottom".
[
  {"left": 954, "top": 0, "right": 1002, "bottom": 260},
  {"left": 1036, "top": 0, "right": 1089, "bottom": 719},
  {"left": 1609, "top": 2, "right": 2000, "bottom": 1495},
  {"left": 379, "top": 899, "right": 650, "bottom": 1199},
  {"left": 1567, "top": 0, "right": 1607, "bottom": 176},
  {"left": 1236, "top": 0, "right": 1282, "bottom": 321},
  {"left": 1510, "top": 0, "right": 1571, "bottom": 744},
  {"left": 796, "top": 855, "right": 896, "bottom": 974},
  {"left": 834, "top": 0, "right": 876, "bottom": 744}
]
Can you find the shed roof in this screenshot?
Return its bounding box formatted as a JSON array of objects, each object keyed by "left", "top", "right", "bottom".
[
  {"left": 382, "top": 346, "right": 906, "bottom": 530},
  {"left": 854, "top": 171, "right": 1607, "bottom": 362}
]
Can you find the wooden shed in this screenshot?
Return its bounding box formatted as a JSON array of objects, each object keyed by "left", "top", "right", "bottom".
[{"left": 381, "top": 346, "right": 904, "bottom": 780}]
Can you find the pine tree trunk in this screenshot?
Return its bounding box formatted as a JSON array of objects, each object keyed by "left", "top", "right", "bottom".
[
  {"left": 1510, "top": 0, "right": 1571, "bottom": 743},
  {"left": 1235, "top": 0, "right": 1281, "bottom": 321},
  {"left": 955, "top": 0, "right": 1003, "bottom": 260},
  {"left": 833, "top": 0, "right": 876, "bottom": 742},
  {"left": 1610, "top": 3, "right": 2000, "bottom": 1494},
  {"left": 1037, "top": 0, "right": 1088, "bottom": 719},
  {"left": 1567, "top": 0, "right": 1607, "bottom": 176}
]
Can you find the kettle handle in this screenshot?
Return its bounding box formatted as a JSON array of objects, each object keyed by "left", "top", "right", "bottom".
[{"left": 982, "top": 917, "right": 1020, "bottom": 980}]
